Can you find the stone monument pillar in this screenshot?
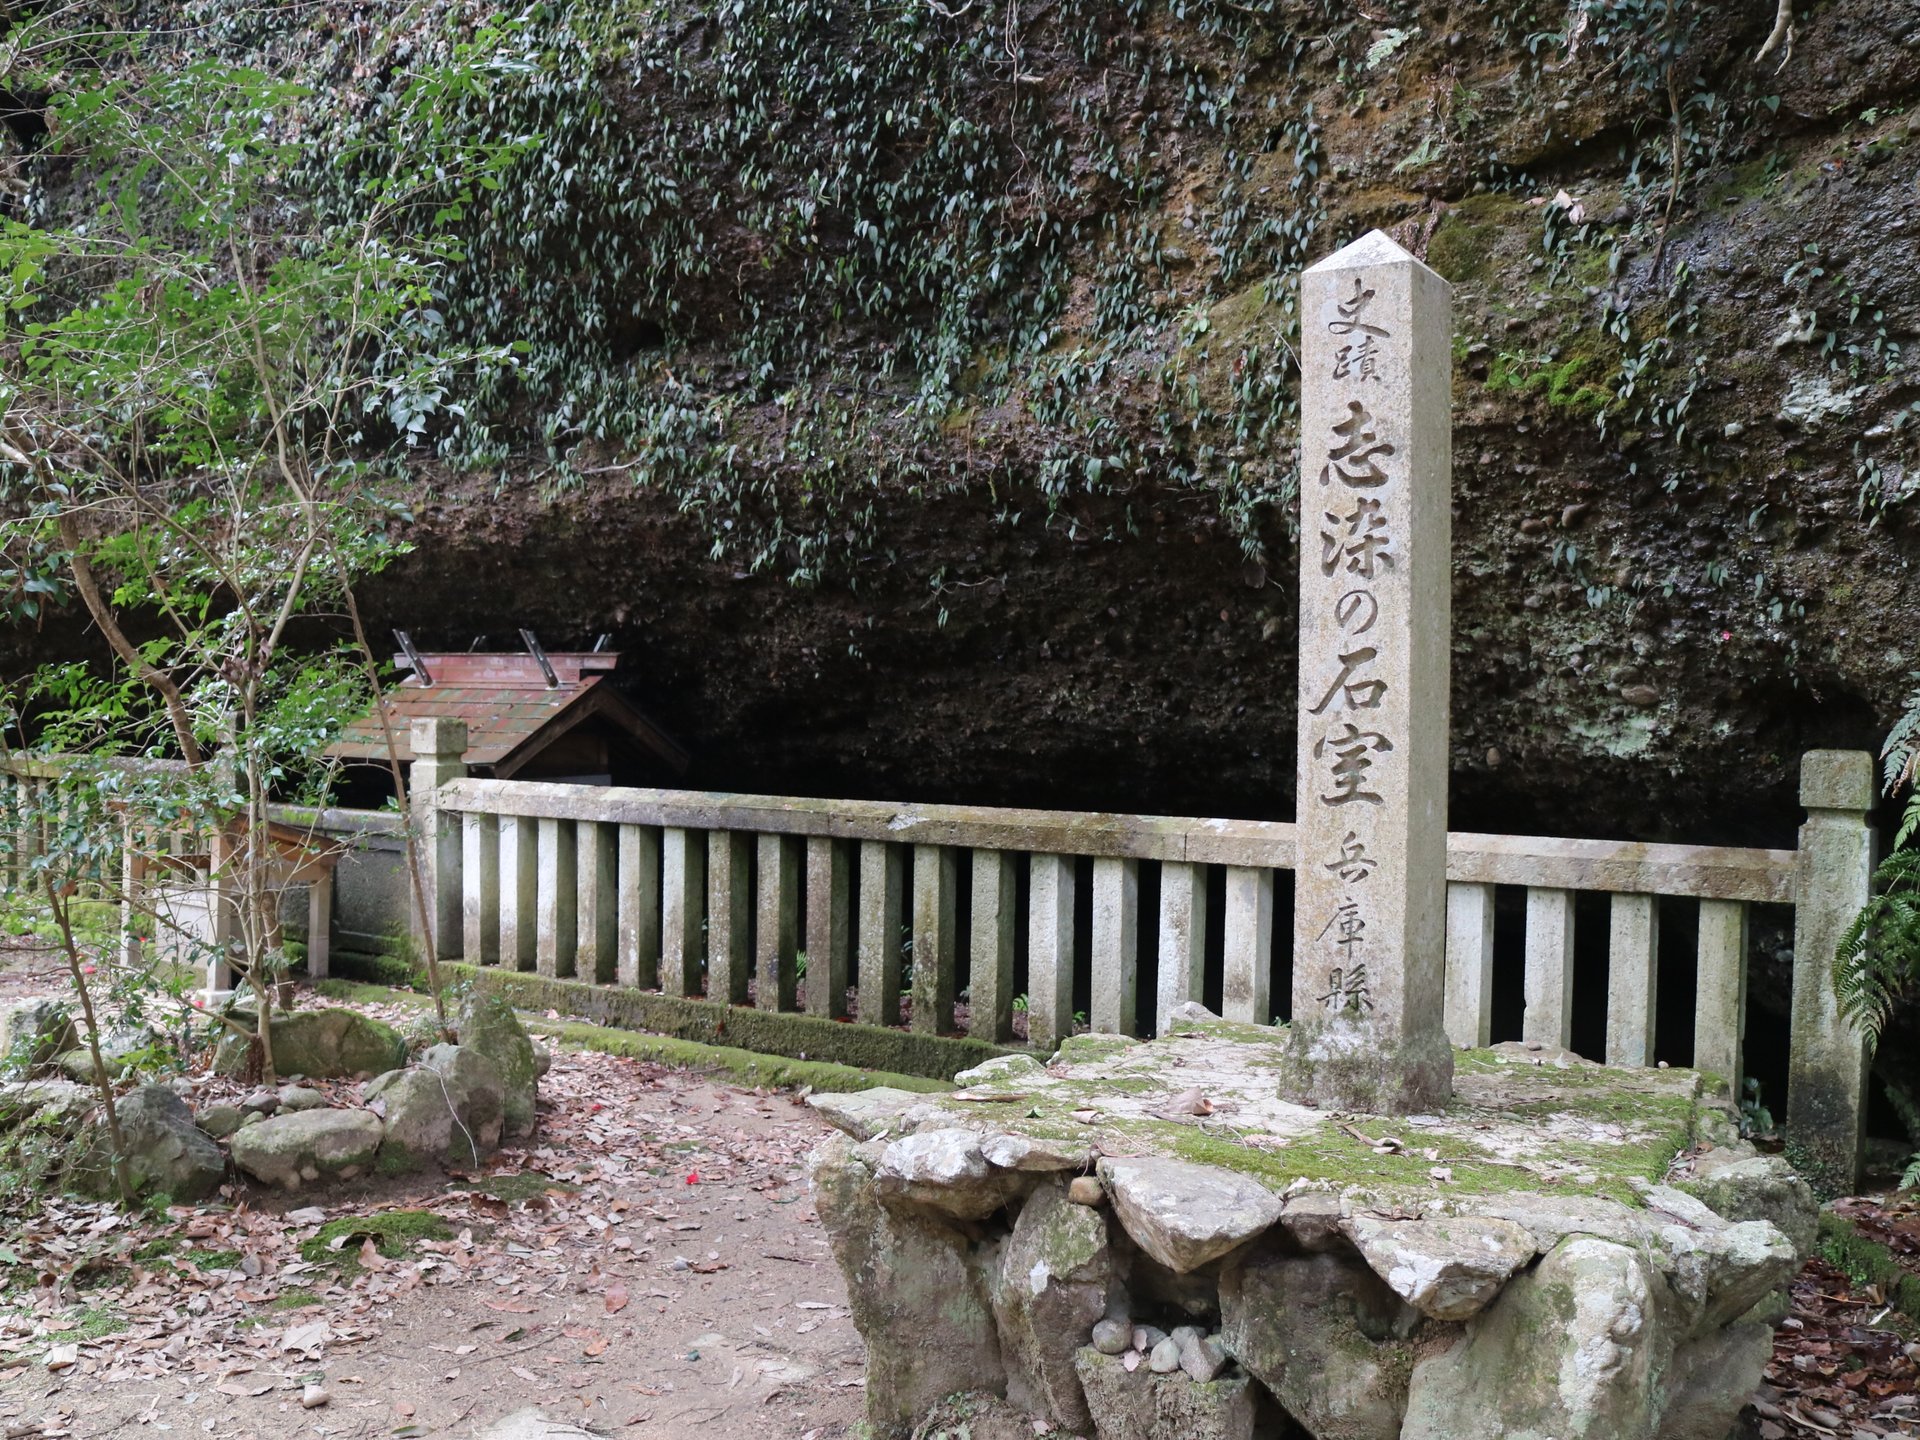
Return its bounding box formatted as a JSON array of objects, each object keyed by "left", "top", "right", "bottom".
[{"left": 1283, "top": 230, "right": 1454, "bottom": 1113}]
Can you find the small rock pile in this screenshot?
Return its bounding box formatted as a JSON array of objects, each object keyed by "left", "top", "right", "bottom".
[{"left": 0, "top": 991, "right": 548, "bottom": 1200}]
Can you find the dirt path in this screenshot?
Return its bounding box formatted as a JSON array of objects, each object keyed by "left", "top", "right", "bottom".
[{"left": 0, "top": 1034, "right": 867, "bottom": 1439}]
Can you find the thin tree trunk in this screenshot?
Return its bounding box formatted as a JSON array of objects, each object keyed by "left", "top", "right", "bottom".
[
  {"left": 53, "top": 515, "right": 204, "bottom": 768},
  {"left": 47, "top": 884, "right": 136, "bottom": 1206}
]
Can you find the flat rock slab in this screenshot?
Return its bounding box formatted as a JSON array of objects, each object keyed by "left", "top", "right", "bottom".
[
  {"left": 1097, "top": 1157, "right": 1284, "bottom": 1273},
  {"left": 804, "top": 1087, "right": 931, "bottom": 1142},
  {"left": 980, "top": 1133, "right": 1091, "bottom": 1172},
  {"left": 876, "top": 1128, "right": 1028, "bottom": 1220},
  {"left": 1343, "top": 1214, "right": 1536, "bottom": 1320},
  {"left": 810, "top": 1016, "right": 1724, "bottom": 1211}
]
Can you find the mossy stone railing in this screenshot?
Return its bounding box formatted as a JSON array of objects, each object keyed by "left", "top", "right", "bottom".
[{"left": 401, "top": 720, "right": 1876, "bottom": 1187}]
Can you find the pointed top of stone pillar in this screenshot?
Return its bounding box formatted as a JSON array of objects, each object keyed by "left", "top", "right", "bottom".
[{"left": 1305, "top": 228, "right": 1444, "bottom": 283}]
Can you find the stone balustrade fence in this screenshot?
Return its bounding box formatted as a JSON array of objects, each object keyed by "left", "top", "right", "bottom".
[
  {"left": 0, "top": 732, "right": 1883, "bottom": 1186},
  {"left": 406, "top": 719, "right": 1875, "bottom": 1183}
]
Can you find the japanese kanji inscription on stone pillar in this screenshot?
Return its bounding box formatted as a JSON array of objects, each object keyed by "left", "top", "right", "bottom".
[{"left": 1282, "top": 230, "right": 1455, "bottom": 1114}]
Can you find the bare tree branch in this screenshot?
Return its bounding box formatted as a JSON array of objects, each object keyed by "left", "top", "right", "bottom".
[{"left": 1755, "top": 0, "right": 1794, "bottom": 70}]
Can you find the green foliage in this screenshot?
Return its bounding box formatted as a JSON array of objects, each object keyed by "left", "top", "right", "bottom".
[
  {"left": 1484, "top": 350, "right": 1615, "bottom": 417},
  {"left": 0, "top": 16, "right": 508, "bottom": 1103},
  {"left": 1836, "top": 790, "right": 1920, "bottom": 1046},
  {"left": 299, "top": 1210, "right": 453, "bottom": 1266},
  {"left": 76, "top": 0, "right": 1334, "bottom": 580}
]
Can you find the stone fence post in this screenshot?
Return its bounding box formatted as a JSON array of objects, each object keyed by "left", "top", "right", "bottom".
[
  {"left": 408, "top": 718, "right": 468, "bottom": 964},
  {"left": 1786, "top": 748, "right": 1876, "bottom": 1194}
]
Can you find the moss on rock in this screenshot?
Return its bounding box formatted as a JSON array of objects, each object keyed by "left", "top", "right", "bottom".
[
  {"left": 448, "top": 964, "right": 1012, "bottom": 1081},
  {"left": 299, "top": 1209, "right": 454, "bottom": 1267}
]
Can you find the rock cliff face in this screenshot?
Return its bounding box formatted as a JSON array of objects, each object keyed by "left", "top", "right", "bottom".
[
  {"left": 362, "top": 0, "right": 1919, "bottom": 849},
  {"left": 8, "top": 0, "right": 1918, "bottom": 844}
]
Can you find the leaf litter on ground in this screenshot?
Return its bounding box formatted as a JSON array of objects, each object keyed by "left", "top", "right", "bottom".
[{"left": 0, "top": 1035, "right": 826, "bottom": 1409}]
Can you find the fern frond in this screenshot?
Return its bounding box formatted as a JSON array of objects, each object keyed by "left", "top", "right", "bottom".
[
  {"left": 1834, "top": 846, "right": 1920, "bottom": 1045},
  {"left": 1882, "top": 677, "right": 1920, "bottom": 795}
]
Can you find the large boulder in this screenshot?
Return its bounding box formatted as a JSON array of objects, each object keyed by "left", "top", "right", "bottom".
[
  {"left": 70, "top": 1085, "right": 225, "bottom": 1202},
  {"left": 1072, "top": 1348, "right": 1256, "bottom": 1440},
  {"left": 992, "top": 1182, "right": 1112, "bottom": 1431},
  {"left": 1096, "top": 1157, "right": 1283, "bottom": 1273},
  {"left": 0, "top": 999, "right": 77, "bottom": 1071},
  {"left": 1342, "top": 1214, "right": 1537, "bottom": 1321},
  {"left": 1681, "top": 1152, "right": 1820, "bottom": 1259},
  {"left": 365, "top": 1043, "right": 506, "bottom": 1171},
  {"left": 217, "top": 1008, "right": 405, "bottom": 1081},
  {"left": 811, "top": 1134, "right": 1005, "bottom": 1440},
  {"left": 454, "top": 992, "right": 538, "bottom": 1139},
  {"left": 229, "top": 1108, "right": 383, "bottom": 1190},
  {"left": 1401, "top": 1235, "right": 1663, "bottom": 1440},
  {"left": 58, "top": 1025, "right": 157, "bottom": 1084},
  {"left": 1220, "top": 1242, "right": 1424, "bottom": 1440}
]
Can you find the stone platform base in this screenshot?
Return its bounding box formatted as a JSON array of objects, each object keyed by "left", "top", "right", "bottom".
[{"left": 809, "top": 1011, "right": 1815, "bottom": 1440}]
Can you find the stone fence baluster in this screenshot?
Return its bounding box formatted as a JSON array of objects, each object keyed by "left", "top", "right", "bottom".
[
  {"left": 1156, "top": 861, "right": 1207, "bottom": 1036},
  {"left": 858, "top": 841, "right": 905, "bottom": 1026},
  {"left": 708, "top": 830, "right": 752, "bottom": 1004},
  {"left": 1521, "top": 887, "right": 1574, "bottom": 1048},
  {"left": 911, "top": 844, "right": 957, "bottom": 1033},
  {"left": 1028, "top": 853, "right": 1075, "bottom": 1052},
  {"left": 618, "top": 824, "right": 662, "bottom": 989},
  {"left": 806, "top": 837, "right": 851, "bottom": 1019},
  {"left": 463, "top": 812, "right": 500, "bottom": 966},
  {"left": 536, "top": 817, "right": 577, "bottom": 978},
  {"left": 1605, "top": 892, "right": 1659, "bottom": 1067},
  {"left": 757, "top": 833, "right": 801, "bottom": 1011},
  {"left": 499, "top": 816, "right": 538, "bottom": 972},
  {"left": 407, "top": 718, "right": 467, "bottom": 965},
  {"left": 1090, "top": 857, "right": 1139, "bottom": 1036},
  {"left": 577, "top": 820, "right": 618, "bottom": 983},
  {"left": 661, "top": 827, "right": 705, "bottom": 996},
  {"left": 1221, "top": 865, "right": 1273, "bottom": 1025},
  {"left": 1443, "top": 881, "right": 1495, "bottom": 1048},
  {"left": 1694, "top": 898, "right": 1748, "bottom": 1095},
  {"left": 969, "top": 848, "right": 1017, "bottom": 1042}
]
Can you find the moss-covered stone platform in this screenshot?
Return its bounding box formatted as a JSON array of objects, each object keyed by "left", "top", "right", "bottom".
[{"left": 808, "top": 1012, "right": 1817, "bottom": 1440}]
